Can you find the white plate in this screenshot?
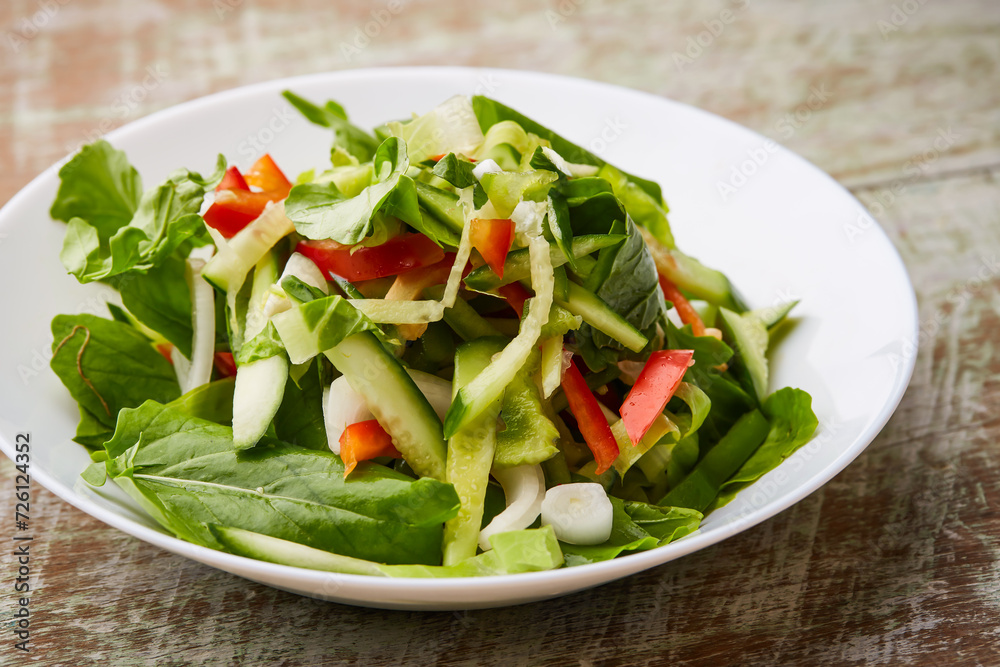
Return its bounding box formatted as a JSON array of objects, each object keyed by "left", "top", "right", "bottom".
[{"left": 0, "top": 67, "right": 917, "bottom": 610}]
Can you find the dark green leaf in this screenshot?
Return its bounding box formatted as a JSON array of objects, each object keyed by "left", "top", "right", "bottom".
[{"left": 118, "top": 254, "right": 193, "bottom": 357}]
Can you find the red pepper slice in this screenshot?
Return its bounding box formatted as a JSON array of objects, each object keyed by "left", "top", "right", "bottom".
[
  {"left": 659, "top": 274, "right": 706, "bottom": 337},
  {"left": 620, "top": 349, "right": 695, "bottom": 445},
  {"left": 204, "top": 155, "right": 292, "bottom": 238},
  {"left": 155, "top": 343, "right": 174, "bottom": 363},
  {"left": 497, "top": 282, "right": 532, "bottom": 318},
  {"left": 296, "top": 233, "right": 445, "bottom": 282},
  {"left": 562, "top": 359, "right": 619, "bottom": 474},
  {"left": 339, "top": 419, "right": 402, "bottom": 477},
  {"left": 216, "top": 166, "right": 249, "bottom": 192},
  {"left": 213, "top": 351, "right": 237, "bottom": 378},
  {"left": 469, "top": 218, "right": 515, "bottom": 279},
  {"left": 244, "top": 154, "right": 292, "bottom": 197}
]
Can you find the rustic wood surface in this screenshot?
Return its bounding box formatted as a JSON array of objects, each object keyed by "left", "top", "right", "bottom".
[{"left": 2, "top": 0, "right": 999, "bottom": 664}]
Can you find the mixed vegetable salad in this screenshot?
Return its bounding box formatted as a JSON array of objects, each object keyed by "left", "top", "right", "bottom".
[{"left": 48, "top": 92, "right": 818, "bottom": 577}]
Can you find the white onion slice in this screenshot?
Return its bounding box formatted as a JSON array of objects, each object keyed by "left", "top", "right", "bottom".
[
  {"left": 478, "top": 464, "right": 546, "bottom": 551},
  {"left": 323, "top": 376, "right": 373, "bottom": 455},
  {"left": 541, "top": 483, "right": 613, "bottom": 545}
]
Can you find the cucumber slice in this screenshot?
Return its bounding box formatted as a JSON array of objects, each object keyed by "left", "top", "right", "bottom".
[
  {"left": 232, "top": 355, "right": 289, "bottom": 449},
  {"left": 325, "top": 331, "right": 447, "bottom": 481},
  {"left": 442, "top": 337, "right": 506, "bottom": 565},
  {"left": 202, "top": 202, "right": 295, "bottom": 293},
  {"left": 464, "top": 234, "right": 624, "bottom": 292},
  {"left": 554, "top": 281, "right": 647, "bottom": 353},
  {"left": 718, "top": 307, "right": 769, "bottom": 402}
]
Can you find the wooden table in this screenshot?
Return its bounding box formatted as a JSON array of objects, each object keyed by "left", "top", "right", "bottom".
[{"left": 2, "top": 1, "right": 999, "bottom": 664}]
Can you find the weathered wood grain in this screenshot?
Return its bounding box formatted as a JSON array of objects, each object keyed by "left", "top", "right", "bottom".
[{"left": 1, "top": 0, "right": 999, "bottom": 665}]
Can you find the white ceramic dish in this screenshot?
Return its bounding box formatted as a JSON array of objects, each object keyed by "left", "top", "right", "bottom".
[{"left": 0, "top": 67, "right": 917, "bottom": 610}]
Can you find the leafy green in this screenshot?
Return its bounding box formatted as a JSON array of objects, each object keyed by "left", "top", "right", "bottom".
[
  {"left": 598, "top": 164, "right": 674, "bottom": 247},
  {"left": 281, "top": 275, "right": 327, "bottom": 304},
  {"left": 285, "top": 137, "right": 415, "bottom": 244},
  {"left": 167, "top": 377, "right": 235, "bottom": 425},
  {"left": 471, "top": 96, "right": 663, "bottom": 202},
  {"left": 576, "top": 216, "right": 665, "bottom": 367},
  {"left": 270, "top": 295, "right": 380, "bottom": 365},
  {"left": 709, "top": 388, "right": 819, "bottom": 510},
  {"left": 659, "top": 409, "right": 770, "bottom": 513},
  {"left": 96, "top": 400, "right": 460, "bottom": 565},
  {"left": 49, "top": 140, "right": 142, "bottom": 237},
  {"left": 118, "top": 254, "right": 193, "bottom": 357},
  {"left": 272, "top": 361, "right": 328, "bottom": 450},
  {"left": 236, "top": 321, "right": 286, "bottom": 366},
  {"left": 50, "top": 314, "right": 180, "bottom": 431},
  {"left": 281, "top": 91, "right": 380, "bottom": 162},
  {"left": 55, "top": 146, "right": 224, "bottom": 283},
  {"left": 560, "top": 497, "right": 701, "bottom": 566}
]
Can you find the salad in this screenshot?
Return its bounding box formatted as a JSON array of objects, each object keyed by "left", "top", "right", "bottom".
[{"left": 47, "top": 91, "right": 818, "bottom": 577}]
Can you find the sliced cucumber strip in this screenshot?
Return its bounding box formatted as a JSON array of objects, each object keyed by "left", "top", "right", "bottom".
[
  {"left": 555, "top": 281, "right": 647, "bottom": 353},
  {"left": 325, "top": 331, "right": 447, "bottom": 481}
]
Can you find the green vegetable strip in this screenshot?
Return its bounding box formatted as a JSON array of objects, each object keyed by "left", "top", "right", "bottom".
[
  {"left": 443, "top": 338, "right": 506, "bottom": 565},
  {"left": 463, "top": 235, "right": 624, "bottom": 292},
  {"left": 659, "top": 410, "right": 770, "bottom": 512},
  {"left": 444, "top": 221, "right": 554, "bottom": 438},
  {"left": 554, "top": 281, "right": 648, "bottom": 353},
  {"left": 211, "top": 525, "right": 563, "bottom": 578}
]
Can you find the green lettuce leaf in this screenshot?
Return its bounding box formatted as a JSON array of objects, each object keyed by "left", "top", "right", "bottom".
[
  {"left": 54, "top": 145, "right": 224, "bottom": 283},
  {"left": 96, "top": 400, "right": 459, "bottom": 565},
  {"left": 49, "top": 314, "right": 180, "bottom": 431},
  {"left": 118, "top": 254, "right": 193, "bottom": 357},
  {"left": 708, "top": 388, "right": 819, "bottom": 510},
  {"left": 471, "top": 96, "right": 663, "bottom": 202},
  {"left": 285, "top": 137, "right": 412, "bottom": 243},
  {"left": 560, "top": 497, "right": 701, "bottom": 566}
]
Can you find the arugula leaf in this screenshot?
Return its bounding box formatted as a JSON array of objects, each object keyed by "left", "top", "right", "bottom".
[
  {"left": 285, "top": 137, "right": 412, "bottom": 243},
  {"left": 118, "top": 254, "right": 193, "bottom": 357},
  {"left": 50, "top": 140, "right": 142, "bottom": 237},
  {"left": 98, "top": 400, "right": 460, "bottom": 565},
  {"left": 56, "top": 150, "right": 224, "bottom": 283},
  {"left": 50, "top": 314, "right": 180, "bottom": 430},
  {"left": 281, "top": 91, "right": 380, "bottom": 162},
  {"left": 560, "top": 497, "right": 701, "bottom": 565},
  {"left": 708, "top": 388, "right": 819, "bottom": 511},
  {"left": 471, "top": 96, "right": 663, "bottom": 202}
]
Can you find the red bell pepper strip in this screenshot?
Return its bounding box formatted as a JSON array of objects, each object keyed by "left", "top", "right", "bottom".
[
  {"left": 155, "top": 343, "right": 173, "bottom": 363},
  {"left": 339, "top": 419, "right": 402, "bottom": 477},
  {"left": 296, "top": 233, "right": 445, "bottom": 282},
  {"left": 244, "top": 154, "right": 292, "bottom": 197},
  {"left": 659, "top": 274, "right": 706, "bottom": 337},
  {"left": 497, "top": 281, "right": 533, "bottom": 318},
  {"left": 561, "top": 359, "right": 619, "bottom": 474},
  {"left": 216, "top": 166, "right": 249, "bottom": 192},
  {"left": 620, "top": 349, "right": 695, "bottom": 445},
  {"left": 469, "top": 218, "right": 515, "bottom": 279},
  {"left": 204, "top": 155, "right": 292, "bottom": 238},
  {"left": 213, "top": 351, "right": 237, "bottom": 378}
]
